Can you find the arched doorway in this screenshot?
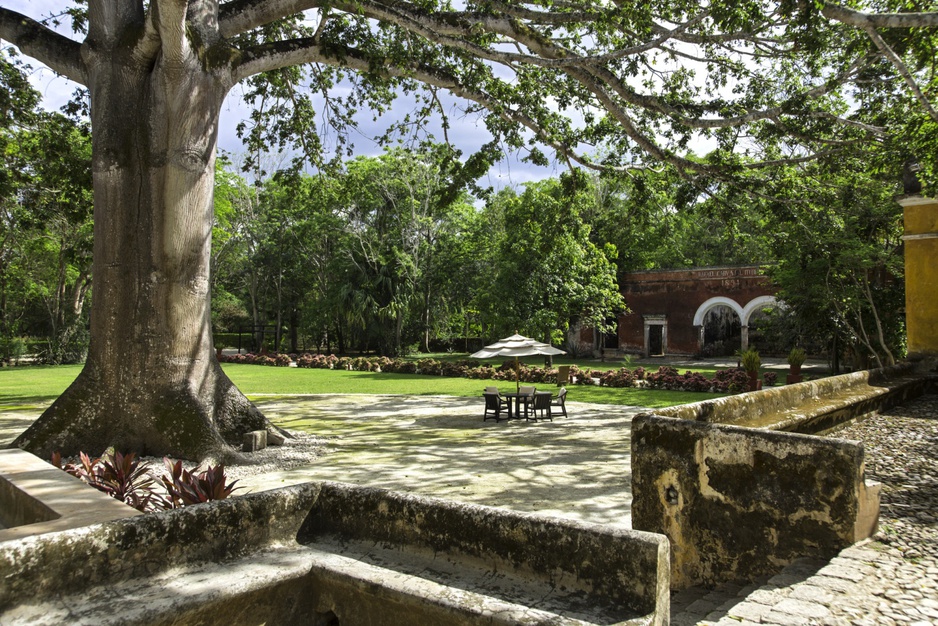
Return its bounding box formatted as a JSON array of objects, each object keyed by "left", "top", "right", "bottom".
[
  {"left": 693, "top": 297, "right": 744, "bottom": 356},
  {"left": 741, "top": 296, "right": 782, "bottom": 352}
]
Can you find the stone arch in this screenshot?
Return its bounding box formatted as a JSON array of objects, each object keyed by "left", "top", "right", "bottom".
[
  {"left": 692, "top": 297, "right": 744, "bottom": 326},
  {"left": 693, "top": 297, "right": 744, "bottom": 356},
  {"left": 741, "top": 295, "right": 784, "bottom": 351},
  {"left": 741, "top": 295, "right": 781, "bottom": 327}
]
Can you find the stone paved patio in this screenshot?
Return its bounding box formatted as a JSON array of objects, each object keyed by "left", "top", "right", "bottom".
[{"left": 239, "top": 394, "right": 641, "bottom": 528}]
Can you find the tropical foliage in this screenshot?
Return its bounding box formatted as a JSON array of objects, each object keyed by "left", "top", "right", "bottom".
[{"left": 0, "top": 51, "right": 92, "bottom": 365}]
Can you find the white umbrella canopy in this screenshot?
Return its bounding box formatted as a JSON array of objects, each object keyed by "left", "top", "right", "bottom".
[{"left": 471, "top": 334, "right": 566, "bottom": 391}]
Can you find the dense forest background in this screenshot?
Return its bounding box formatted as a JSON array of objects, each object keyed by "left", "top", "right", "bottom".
[{"left": 0, "top": 52, "right": 905, "bottom": 368}]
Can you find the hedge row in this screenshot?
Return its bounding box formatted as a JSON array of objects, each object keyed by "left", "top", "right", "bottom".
[
  {"left": 219, "top": 352, "right": 292, "bottom": 366},
  {"left": 218, "top": 352, "right": 764, "bottom": 394}
]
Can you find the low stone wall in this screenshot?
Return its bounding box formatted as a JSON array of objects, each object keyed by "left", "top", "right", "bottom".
[
  {"left": 1, "top": 480, "right": 670, "bottom": 625},
  {"left": 0, "top": 449, "right": 140, "bottom": 541},
  {"left": 656, "top": 362, "right": 934, "bottom": 433},
  {"left": 631, "top": 415, "right": 881, "bottom": 590}
]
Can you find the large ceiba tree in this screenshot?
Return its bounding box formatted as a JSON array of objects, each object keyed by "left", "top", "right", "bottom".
[{"left": 0, "top": 0, "right": 935, "bottom": 460}]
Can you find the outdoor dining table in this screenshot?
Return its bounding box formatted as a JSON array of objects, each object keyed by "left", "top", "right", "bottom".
[
  {"left": 501, "top": 391, "right": 533, "bottom": 419},
  {"left": 502, "top": 390, "right": 552, "bottom": 419}
]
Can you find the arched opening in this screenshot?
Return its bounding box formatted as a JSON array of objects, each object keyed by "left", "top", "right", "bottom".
[
  {"left": 742, "top": 296, "right": 782, "bottom": 354},
  {"left": 701, "top": 306, "right": 742, "bottom": 357},
  {"left": 693, "top": 297, "right": 745, "bottom": 356}
]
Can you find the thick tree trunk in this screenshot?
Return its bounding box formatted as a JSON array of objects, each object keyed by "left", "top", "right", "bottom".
[{"left": 14, "top": 44, "right": 267, "bottom": 461}]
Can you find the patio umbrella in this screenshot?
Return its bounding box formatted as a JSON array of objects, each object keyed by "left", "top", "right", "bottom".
[{"left": 470, "top": 333, "right": 566, "bottom": 392}]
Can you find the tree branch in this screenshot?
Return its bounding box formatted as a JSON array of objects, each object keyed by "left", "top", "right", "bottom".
[
  {"left": 219, "top": 0, "right": 323, "bottom": 38},
  {"left": 156, "top": 0, "right": 192, "bottom": 64},
  {"left": 862, "top": 26, "right": 938, "bottom": 123},
  {"left": 0, "top": 8, "right": 86, "bottom": 85},
  {"left": 821, "top": 3, "right": 938, "bottom": 29}
]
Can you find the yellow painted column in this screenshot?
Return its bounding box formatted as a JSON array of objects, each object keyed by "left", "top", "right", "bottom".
[{"left": 900, "top": 195, "right": 938, "bottom": 359}]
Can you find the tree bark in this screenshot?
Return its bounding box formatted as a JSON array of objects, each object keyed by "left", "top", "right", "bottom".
[{"left": 13, "top": 32, "right": 267, "bottom": 461}]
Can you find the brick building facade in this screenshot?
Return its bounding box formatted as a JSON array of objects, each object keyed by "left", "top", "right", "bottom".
[{"left": 579, "top": 265, "right": 778, "bottom": 358}]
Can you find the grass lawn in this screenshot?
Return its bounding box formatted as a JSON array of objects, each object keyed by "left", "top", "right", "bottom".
[{"left": 0, "top": 362, "right": 724, "bottom": 411}]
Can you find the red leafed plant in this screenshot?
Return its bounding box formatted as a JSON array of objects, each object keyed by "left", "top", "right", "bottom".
[
  {"left": 161, "top": 459, "right": 240, "bottom": 508},
  {"left": 52, "top": 449, "right": 168, "bottom": 512},
  {"left": 52, "top": 450, "right": 239, "bottom": 512}
]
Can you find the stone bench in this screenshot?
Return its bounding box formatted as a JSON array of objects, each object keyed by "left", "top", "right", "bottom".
[
  {"left": 1, "top": 480, "right": 670, "bottom": 625},
  {"left": 655, "top": 362, "right": 934, "bottom": 434}
]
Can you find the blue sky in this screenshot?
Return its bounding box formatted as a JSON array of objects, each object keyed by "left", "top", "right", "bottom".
[{"left": 4, "top": 0, "right": 562, "bottom": 191}]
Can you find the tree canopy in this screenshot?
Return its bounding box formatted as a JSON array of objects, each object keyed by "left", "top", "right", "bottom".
[{"left": 3, "top": 0, "right": 936, "bottom": 187}]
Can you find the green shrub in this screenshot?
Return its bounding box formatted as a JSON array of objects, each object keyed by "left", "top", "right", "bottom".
[{"left": 787, "top": 347, "right": 807, "bottom": 368}]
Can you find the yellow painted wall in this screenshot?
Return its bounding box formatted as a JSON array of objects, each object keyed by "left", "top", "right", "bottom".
[{"left": 902, "top": 196, "right": 938, "bottom": 358}]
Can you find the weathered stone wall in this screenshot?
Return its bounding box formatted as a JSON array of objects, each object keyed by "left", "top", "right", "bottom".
[
  {"left": 1, "top": 480, "right": 670, "bottom": 625},
  {"left": 631, "top": 415, "right": 880, "bottom": 590},
  {"left": 655, "top": 362, "right": 933, "bottom": 433}
]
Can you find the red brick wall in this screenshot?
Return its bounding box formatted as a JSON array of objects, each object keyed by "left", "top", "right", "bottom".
[{"left": 618, "top": 266, "right": 776, "bottom": 355}]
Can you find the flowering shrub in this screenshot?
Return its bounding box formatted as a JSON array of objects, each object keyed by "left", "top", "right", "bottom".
[
  {"left": 712, "top": 368, "right": 751, "bottom": 393},
  {"left": 644, "top": 366, "right": 681, "bottom": 389},
  {"left": 385, "top": 359, "right": 418, "bottom": 374},
  {"left": 763, "top": 371, "right": 778, "bottom": 387},
  {"left": 415, "top": 358, "right": 442, "bottom": 375},
  {"left": 440, "top": 361, "right": 470, "bottom": 377},
  {"left": 599, "top": 368, "right": 636, "bottom": 388},
  {"left": 296, "top": 353, "right": 338, "bottom": 369},
  {"left": 466, "top": 365, "right": 497, "bottom": 379},
  {"left": 218, "top": 348, "right": 758, "bottom": 396},
  {"left": 219, "top": 351, "right": 292, "bottom": 366}
]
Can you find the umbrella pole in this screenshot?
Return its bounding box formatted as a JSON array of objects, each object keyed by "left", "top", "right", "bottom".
[{"left": 515, "top": 357, "right": 520, "bottom": 393}]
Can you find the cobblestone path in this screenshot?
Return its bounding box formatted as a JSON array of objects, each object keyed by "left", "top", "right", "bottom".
[{"left": 672, "top": 392, "right": 938, "bottom": 626}]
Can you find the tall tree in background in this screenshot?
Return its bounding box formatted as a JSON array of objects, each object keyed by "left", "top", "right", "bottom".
[
  {"left": 1, "top": 0, "right": 935, "bottom": 459},
  {"left": 336, "top": 147, "right": 475, "bottom": 356},
  {"left": 0, "top": 53, "right": 93, "bottom": 365},
  {"left": 481, "top": 173, "right": 626, "bottom": 347}
]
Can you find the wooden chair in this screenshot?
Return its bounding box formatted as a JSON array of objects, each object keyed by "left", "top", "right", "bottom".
[
  {"left": 518, "top": 386, "right": 536, "bottom": 419},
  {"left": 556, "top": 365, "right": 571, "bottom": 386},
  {"left": 550, "top": 387, "right": 568, "bottom": 418},
  {"left": 531, "top": 391, "right": 553, "bottom": 421},
  {"left": 483, "top": 392, "right": 509, "bottom": 422}
]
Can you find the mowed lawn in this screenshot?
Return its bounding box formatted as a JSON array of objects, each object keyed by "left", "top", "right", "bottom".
[{"left": 0, "top": 363, "right": 724, "bottom": 413}]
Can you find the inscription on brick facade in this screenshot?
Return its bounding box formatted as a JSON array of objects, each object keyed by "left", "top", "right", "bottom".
[{"left": 697, "top": 267, "right": 760, "bottom": 279}]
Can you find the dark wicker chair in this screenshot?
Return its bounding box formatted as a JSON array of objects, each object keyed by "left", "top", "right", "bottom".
[
  {"left": 483, "top": 392, "right": 510, "bottom": 422},
  {"left": 518, "top": 386, "right": 536, "bottom": 419},
  {"left": 531, "top": 391, "right": 553, "bottom": 421},
  {"left": 550, "top": 387, "right": 568, "bottom": 418}
]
